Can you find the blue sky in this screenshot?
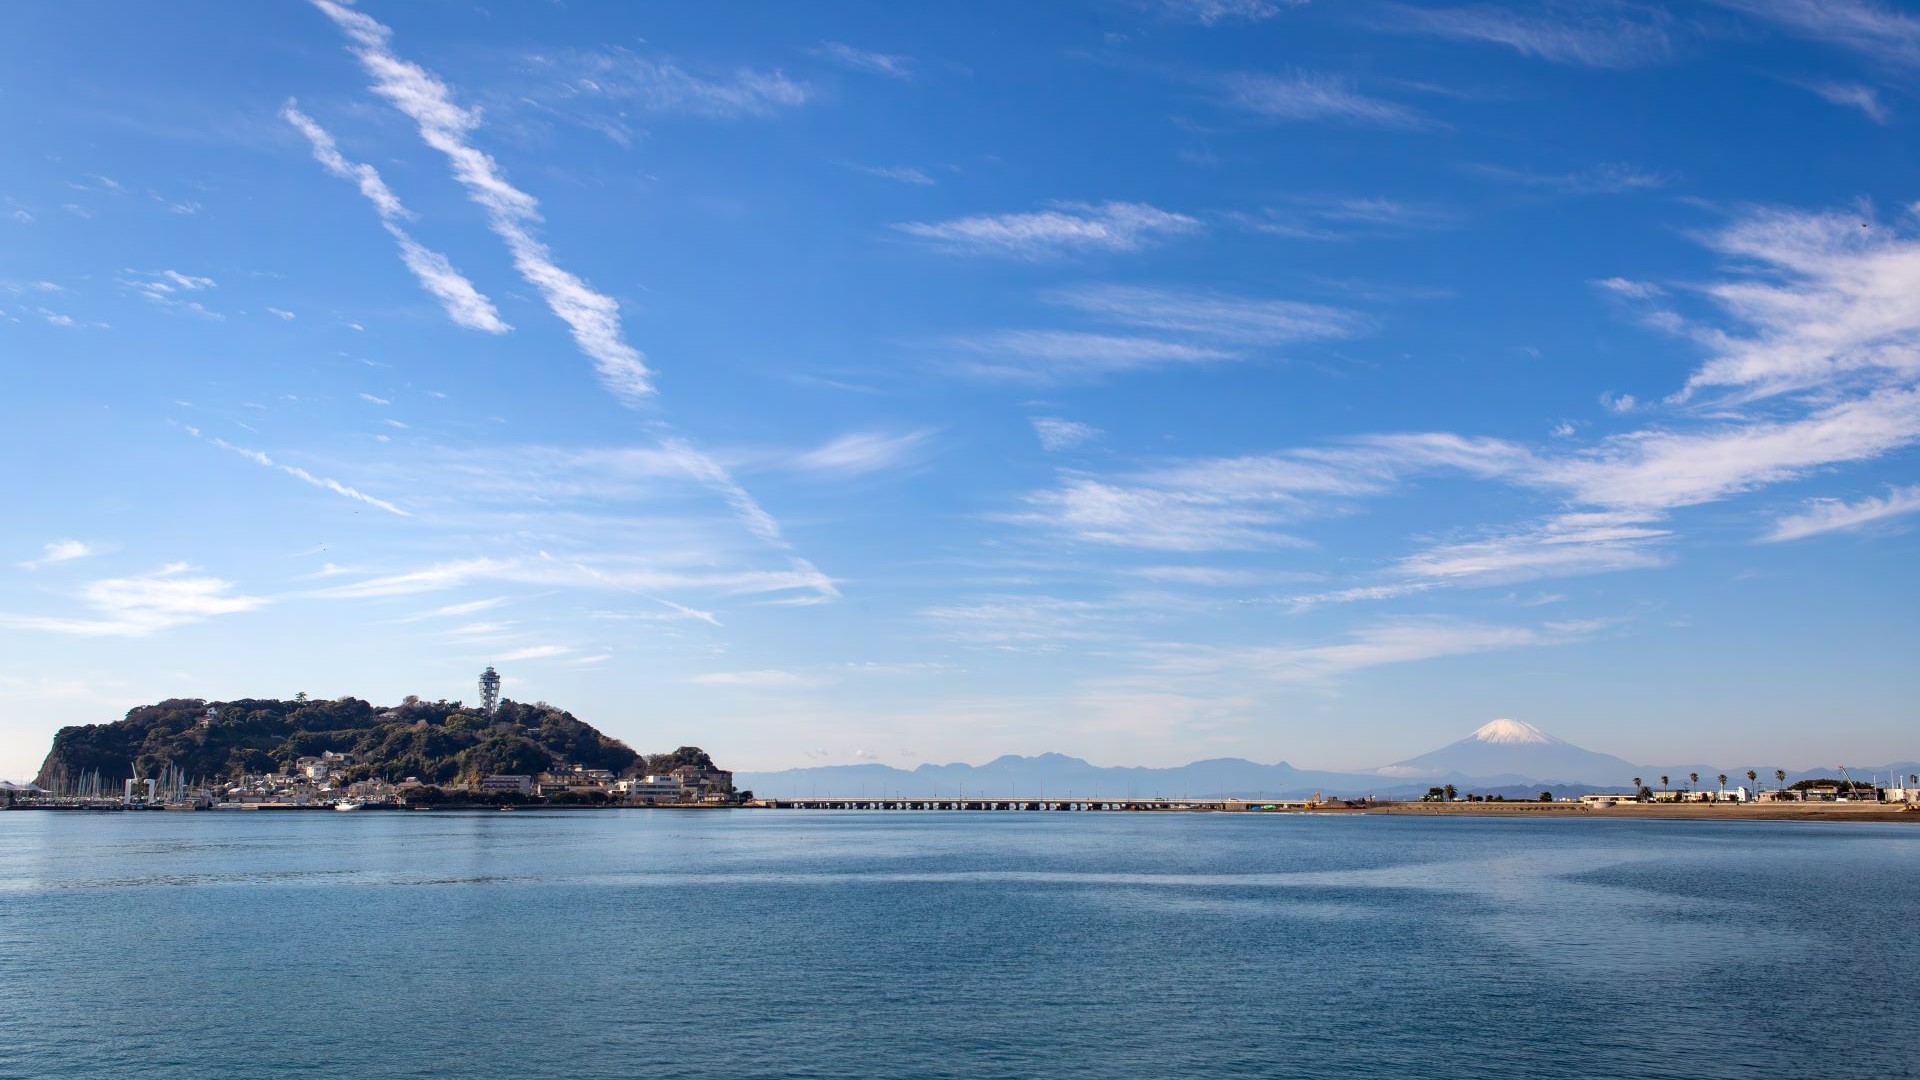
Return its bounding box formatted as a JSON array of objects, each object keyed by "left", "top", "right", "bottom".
[{"left": 4, "top": 0, "right": 1919, "bottom": 781}]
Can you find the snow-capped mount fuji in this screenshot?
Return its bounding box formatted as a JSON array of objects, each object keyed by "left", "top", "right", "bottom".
[
  {"left": 1376, "top": 719, "right": 1643, "bottom": 787},
  {"left": 1467, "top": 718, "right": 1557, "bottom": 745}
]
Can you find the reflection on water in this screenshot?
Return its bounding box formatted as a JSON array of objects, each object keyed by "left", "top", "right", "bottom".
[{"left": 2, "top": 811, "right": 1915, "bottom": 1078}]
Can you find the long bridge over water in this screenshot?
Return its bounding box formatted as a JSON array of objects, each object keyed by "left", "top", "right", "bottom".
[{"left": 754, "top": 797, "right": 1326, "bottom": 812}]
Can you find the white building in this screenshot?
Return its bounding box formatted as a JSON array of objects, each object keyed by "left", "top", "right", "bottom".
[
  {"left": 618, "top": 775, "right": 684, "bottom": 803},
  {"left": 479, "top": 774, "right": 534, "bottom": 796}
]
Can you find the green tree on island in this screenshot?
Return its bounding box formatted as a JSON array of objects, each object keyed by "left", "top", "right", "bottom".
[
  {"left": 1443, "top": 783, "right": 1457, "bottom": 801},
  {"left": 1775, "top": 769, "right": 1787, "bottom": 790},
  {"left": 1661, "top": 775, "right": 1670, "bottom": 798},
  {"left": 1689, "top": 772, "right": 1699, "bottom": 792}
]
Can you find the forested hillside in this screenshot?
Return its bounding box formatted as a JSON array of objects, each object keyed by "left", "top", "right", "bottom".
[{"left": 33, "top": 695, "right": 660, "bottom": 788}]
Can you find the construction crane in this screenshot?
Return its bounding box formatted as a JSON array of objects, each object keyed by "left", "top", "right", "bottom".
[{"left": 1836, "top": 764, "right": 1868, "bottom": 801}]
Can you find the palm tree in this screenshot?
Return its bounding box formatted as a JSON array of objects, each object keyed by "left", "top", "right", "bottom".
[
  {"left": 1443, "top": 783, "right": 1458, "bottom": 802},
  {"left": 1775, "top": 768, "right": 1787, "bottom": 791},
  {"left": 1661, "top": 775, "right": 1670, "bottom": 800},
  {"left": 1689, "top": 772, "right": 1700, "bottom": 794},
  {"left": 1633, "top": 776, "right": 1643, "bottom": 800},
  {"left": 1746, "top": 769, "right": 1757, "bottom": 795},
  {"left": 1716, "top": 773, "right": 1728, "bottom": 802}
]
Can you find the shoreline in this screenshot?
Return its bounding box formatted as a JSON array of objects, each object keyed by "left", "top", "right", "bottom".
[
  {"left": 1364, "top": 801, "right": 1920, "bottom": 823},
  {"left": 8, "top": 801, "right": 1917, "bottom": 822}
]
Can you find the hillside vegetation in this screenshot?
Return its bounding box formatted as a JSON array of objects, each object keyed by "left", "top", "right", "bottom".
[{"left": 32, "top": 695, "right": 697, "bottom": 788}]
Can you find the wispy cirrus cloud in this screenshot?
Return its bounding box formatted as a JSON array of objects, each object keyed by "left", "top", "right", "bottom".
[
  {"left": 1765, "top": 484, "right": 1920, "bottom": 542},
  {"left": 497, "top": 644, "right": 570, "bottom": 662},
  {"left": 311, "top": 556, "right": 831, "bottom": 603},
  {"left": 652, "top": 598, "right": 722, "bottom": 627},
  {"left": 17, "top": 539, "right": 96, "bottom": 570},
  {"left": 184, "top": 425, "right": 410, "bottom": 517},
  {"left": 948, "top": 284, "right": 1368, "bottom": 383},
  {"left": 1217, "top": 71, "right": 1429, "bottom": 129},
  {"left": 1227, "top": 195, "right": 1460, "bottom": 241},
  {"left": 982, "top": 196, "right": 1920, "bottom": 624},
  {"left": 400, "top": 596, "right": 510, "bottom": 621},
  {"left": 1046, "top": 284, "right": 1371, "bottom": 346},
  {"left": 893, "top": 201, "right": 1200, "bottom": 258},
  {"left": 1541, "top": 391, "right": 1920, "bottom": 510},
  {"left": 1592, "top": 276, "right": 1664, "bottom": 300},
  {"left": 845, "top": 163, "right": 936, "bottom": 185},
  {"left": 1713, "top": 0, "right": 1920, "bottom": 69},
  {"left": 282, "top": 100, "right": 510, "bottom": 334},
  {"left": 787, "top": 430, "right": 932, "bottom": 476},
  {"left": 120, "top": 269, "right": 221, "bottom": 319},
  {"left": 1300, "top": 396, "right": 1920, "bottom": 573},
  {"left": 1031, "top": 417, "right": 1103, "bottom": 452},
  {"left": 1380, "top": 2, "right": 1676, "bottom": 68},
  {"left": 1009, "top": 433, "right": 1524, "bottom": 553},
  {"left": 526, "top": 47, "right": 811, "bottom": 121},
  {"left": 1123, "top": 565, "right": 1296, "bottom": 587},
  {"left": 314, "top": 0, "right": 652, "bottom": 401},
  {"left": 314, "top": 0, "right": 833, "bottom": 599},
  {"left": 0, "top": 563, "right": 265, "bottom": 637},
  {"left": 1794, "top": 80, "right": 1890, "bottom": 122},
  {"left": 920, "top": 595, "right": 1116, "bottom": 648},
  {"left": 1676, "top": 207, "right": 1920, "bottom": 400},
  {"left": 1276, "top": 581, "right": 1440, "bottom": 614},
  {"left": 1148, "top": 617, "right": 1603, "bottom": 685},
  {"left": 948, "top": 331, "right": 1235, "bottom": 381},
  {"left": 1241, "top": 391, "right": 1920, "bottom": 605},
  {"left": 1151, "top": 0, "right": 1304, "bottom": 24},
  {"left": 1251, "top": 398, "right": 1920, "bottom": 607},
  {"left": 1010, "top": 477, "right": 1310, "bottom": 552},
  {"left": 810, "top": 42, "right": 912, "bottom": 79},
  {"left": 1466, "top": 161, "right": 1666, "bottom": 195},
  {"left": 1389, "top": 512, "right": 1672, "bottom": 587}
]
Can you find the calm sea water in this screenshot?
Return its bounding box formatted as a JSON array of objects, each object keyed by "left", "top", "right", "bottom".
[{"left": 2, "top": 810, "right": 1916, "bottom": 1079}]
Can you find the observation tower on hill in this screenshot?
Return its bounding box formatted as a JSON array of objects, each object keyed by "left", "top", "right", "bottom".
[{"left": 479, "top": 666, "right": 501, "bottom": 716}]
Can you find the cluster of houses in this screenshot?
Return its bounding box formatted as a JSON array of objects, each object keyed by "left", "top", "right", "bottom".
[
  {"left": 1577, "top": 782, "right": 1919, "bottom": 806},
  {"left": 213, "top": 753, "right": 407, "bottom": 808},
  {"left": 479, "top": 763, "right": 738, "bottom": 805},
  {"left": 48, "top": 752, "right": 745, "bottom": 810}
]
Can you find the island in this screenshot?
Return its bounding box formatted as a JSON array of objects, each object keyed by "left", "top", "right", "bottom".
[{"left": 26, "top": 670, "right": 746, "bottom": 810}]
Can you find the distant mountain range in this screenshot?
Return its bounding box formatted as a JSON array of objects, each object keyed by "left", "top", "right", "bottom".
[
  {"left": 736, "top": 719, "right": 1919, "bottom": 800},
  {"left": 737, "top": 753, "right": 1404, "bottom": 801}
]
